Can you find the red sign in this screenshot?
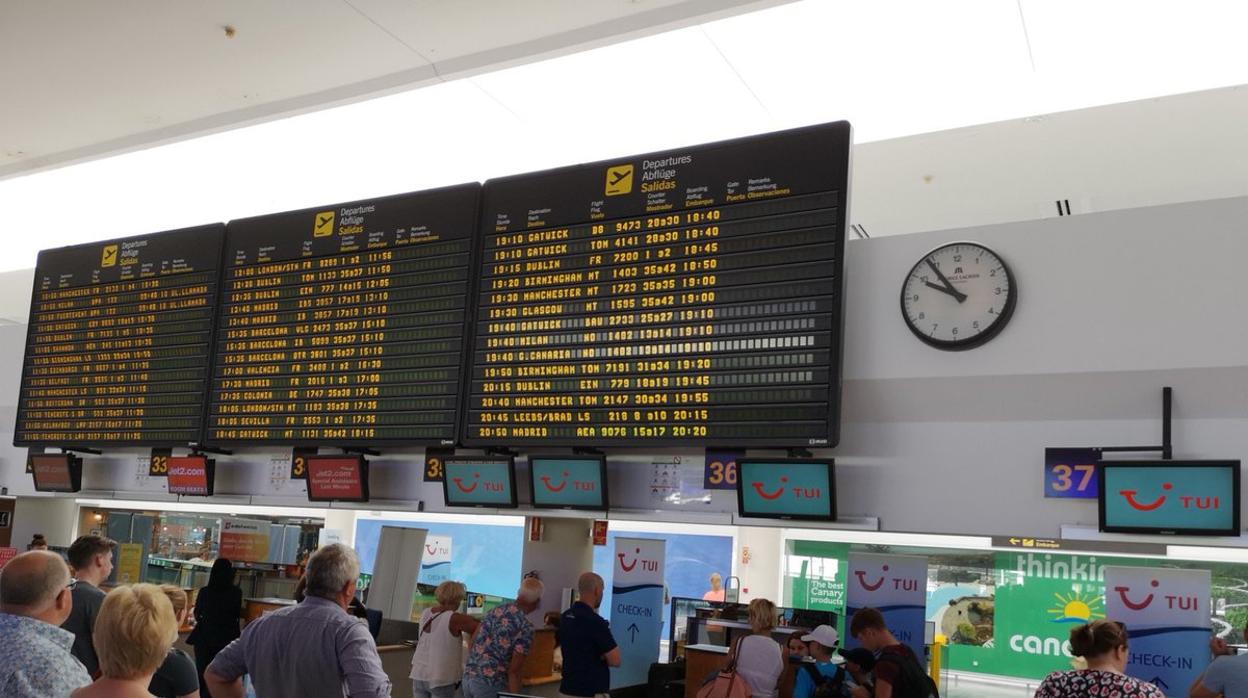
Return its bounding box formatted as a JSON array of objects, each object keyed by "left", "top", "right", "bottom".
[
  {"left": 167, "top": 456, "right": 213, "bottom": 496},
  {"left": 31, "top": 454, "right": 76, "bottom": 492},
  {"left": 0, "top": 548, "right": 17, "bottom": 570},
  {"left": 307, "top": 457, "right": 368, "bottom": 502},
  {"left": 528, "top": 517, "right": 543, "bottom": 542},
  {"left": 592, "top": 520, "right": 608, "bottom": 546}
]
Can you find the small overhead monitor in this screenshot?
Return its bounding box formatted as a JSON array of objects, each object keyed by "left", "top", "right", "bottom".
[
  {"left": 1099, "top": 460, "right": 1240, "bottom": 536},
  {"left": 166, "top": 456, "right": 215, "bottom": 496},
  {"left": 442, "top": 456, "right": 518, "bottom": 508},
  {"left": 528, "top": 455, "right": 608, "bottom": 510},
  {"left": 736, "top": 458, "right": 836, "bottom": 522},
  {"left": 306, "top": 455, "right": 370, "bottom": 503},
  {"left": 31, "top": 453, "right": 82, "bottom": 493}
]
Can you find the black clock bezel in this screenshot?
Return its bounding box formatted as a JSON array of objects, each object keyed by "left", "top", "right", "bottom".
[{"left": 900, "top": 241, "right": 1017, "bottom": 351}]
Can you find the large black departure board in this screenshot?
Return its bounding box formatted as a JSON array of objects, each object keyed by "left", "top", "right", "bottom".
[
  {"left": 464, "top": 122, "right": 850, "bottom": 447},
  {"left": 16, "top": 225, "right": 224, "bottom": 446},
  {"left": 206, "top": 185, "right": 480, "bottom": 446}
]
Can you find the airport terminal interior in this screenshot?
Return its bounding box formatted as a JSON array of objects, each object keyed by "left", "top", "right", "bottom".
[{"left": 3, "top": 2, "right": 1248, "bottom": 697}]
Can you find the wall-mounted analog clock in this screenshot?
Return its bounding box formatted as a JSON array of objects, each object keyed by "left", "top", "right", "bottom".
[{"left": 901, "top": 242, "right": 1016, "bottom": 350}]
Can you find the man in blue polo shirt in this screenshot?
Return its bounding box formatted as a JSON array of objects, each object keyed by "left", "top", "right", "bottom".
[{"left": 557, "top": 572, "right": 621, "bottom": 698}]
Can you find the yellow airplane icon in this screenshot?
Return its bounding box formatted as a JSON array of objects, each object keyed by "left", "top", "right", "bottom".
[
  {"left": 100, "top": 244, "right": 118, "bottom": 268},
  {"left": 605, "top": 165, "right": 634, "bottom": 196},
  {"left": 313, "top": 211, "right": 335, "bottom": 237}
]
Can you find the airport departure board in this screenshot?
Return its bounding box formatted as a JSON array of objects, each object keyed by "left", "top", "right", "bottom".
[
  {"left": 206, "top": 185, "right": 480, "bottom": 446},
  {"left": 464, "top": 122, "right": 851, "bottom": 447},
  {"left": 16, "top": 225, "right": 224, "bottom": 446}
]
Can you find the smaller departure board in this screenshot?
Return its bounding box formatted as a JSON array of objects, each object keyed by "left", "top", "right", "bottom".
[
  {"left": 465, "top": 122, "right": 851, "bottom": 447},
  {"left": 16, "top": 225, "right": 224, "bottom": 447},
  {"left": 206, "top": 185, "right": 480, "bottom": 446}
]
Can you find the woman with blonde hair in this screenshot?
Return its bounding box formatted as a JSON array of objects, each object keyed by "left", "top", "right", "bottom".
[
  {"left": 410, "top": 580, "right": 482, "bottom": 698},
  {"left": 703, "top": 572, "right": 726, "bottom": 602},
  {"left": 149, "top": 585, "right": 200, "bottom": 698},
  {"left": 730, "top": 598, "right": 784, "bottom": 698},
  {"left": 72, "top": 583, "right": 180, "bottom": 698}
]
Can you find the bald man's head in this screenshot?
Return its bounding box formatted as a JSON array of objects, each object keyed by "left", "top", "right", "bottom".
[
  {"left": 578, "top": 572, "right": 604, "bottom": 595},
  {"left": 578, "top": 572, "right": 605, "bottom": 610},
  {"left": 1, "top": 551, "right": 73, "bottom": 623}
]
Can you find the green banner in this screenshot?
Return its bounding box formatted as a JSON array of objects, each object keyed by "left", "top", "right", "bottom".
[
  {"left": 985, "top": 552, "right": 1143, "bottom": 679},
  {"left": 785, "top": 540, "right": 848, "bottom": 637}
]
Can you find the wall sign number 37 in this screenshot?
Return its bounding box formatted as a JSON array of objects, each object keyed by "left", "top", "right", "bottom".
[{"left": 1050, "top": 464, "right": 1095, "bottom": 492}]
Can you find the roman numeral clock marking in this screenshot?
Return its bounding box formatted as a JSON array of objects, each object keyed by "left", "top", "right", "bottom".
[{"left": 900, "top": 241, "right": 1017, "bottom": 350}]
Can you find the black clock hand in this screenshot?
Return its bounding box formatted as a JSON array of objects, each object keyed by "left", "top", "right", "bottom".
[
  {"left": 924, "top": 281, "right": 966, "bottom": 300},
  {"left": 925, "top": 259, "right": 967, "bottom": 303}
]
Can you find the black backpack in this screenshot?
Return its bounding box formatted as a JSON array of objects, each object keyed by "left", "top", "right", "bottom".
[
  {"left": 801, "top": 662, "right": 847, "bottom": 698},
  {"left": 874, "top": 648, "right": 939, "bottom": 698}
]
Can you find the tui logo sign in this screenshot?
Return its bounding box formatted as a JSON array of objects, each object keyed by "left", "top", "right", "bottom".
[
  {"left": 451, "top": 471, "right": 505, "bottom": 494},
  {"left": 530, "top": 458, "right": 605, "bottom": 508},
  {"left": 853, "top": 563, "right": 921, "bottom": 594},
  {"left": 737, "top": 460, "right": 835, "bottom": 520},
  {"left": 616, "top": 546, "right": 660, "bottom": 574},
  {"left": 1101, "top": 463, "right": 1238, "bottom": 534},
  {"left": 443, "top": 459, "right": 514, "bottom": 506},
  {"left": 1118, "top": 482, "right": 1220, "bottom": 512}
]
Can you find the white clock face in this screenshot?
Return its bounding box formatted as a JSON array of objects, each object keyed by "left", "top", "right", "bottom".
[{"left": 901, "top": 242, "right": 1015, "bottom": 350}]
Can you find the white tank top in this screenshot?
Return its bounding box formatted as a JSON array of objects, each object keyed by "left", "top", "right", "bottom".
[{"left": 409, "top": 608, "right": 464, "bottom": 687}]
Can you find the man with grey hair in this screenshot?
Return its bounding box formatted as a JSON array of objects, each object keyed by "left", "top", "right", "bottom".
[
  {"left": 463, "top": 576, "right": 545, "bottom": 698},
  {"left": 558, "top": 572, "right": 620, "bottom": 698},
  {"left": 205, "top": 542, "right": 390, "bottom": 698},
  {"left": 0, "top": 550, "right": 92, "bottom": 696}
]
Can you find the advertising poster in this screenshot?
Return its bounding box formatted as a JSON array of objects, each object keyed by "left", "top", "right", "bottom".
[
  {"left": 785, "top": 540, "right": 848, "bottom": 637},
  {"left": 116, "top": 543, "right": 144, "bottom": 583},
  {"left": 610, "top": 537, "right": 666, "bottom": 688},
  {"left": 219, "top": 518, "right": 271, "bottom": 563},
  {"left": 992, "top": 552, "right": 1125, "bottom": 678},
  {"left": 845, "top": 553, "right": 927, "bottom": 659},
  {"left": 1104, "top": 566, "right": 1210, "bottom": 696},
  {"left": 419, "top": 535, "right": 453, "bottom": 586}
]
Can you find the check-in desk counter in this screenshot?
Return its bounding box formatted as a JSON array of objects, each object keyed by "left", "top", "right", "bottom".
[
  {"left": 683, "top": 641, "right": 797, "bottom": 698},
  {"left": 522, "top": 627, "right": 561, "bottom": 687},
  {"left": 378, "top": 644, "right": 416, "bottom": 698},
  {"left": 243, "top": 597, "right": 297, "bottom": 625}
]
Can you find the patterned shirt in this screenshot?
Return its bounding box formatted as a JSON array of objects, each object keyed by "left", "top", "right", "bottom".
[
  {"left": 464, "top": 602, "right": 534, "bottom": 684},
  {"left": 1034, "top": 669, "right": 1166, "bottom": 698},
  {"left": 0, "top": 612, "right": 92, "bottom": 698}
]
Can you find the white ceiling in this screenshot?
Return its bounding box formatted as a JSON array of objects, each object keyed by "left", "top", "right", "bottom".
[
  {"left": 1, "top": 0, "right": 1247, "bottom": 323},
  {"left": 0, "top": 0, "right": 785, "bottom": 179}
]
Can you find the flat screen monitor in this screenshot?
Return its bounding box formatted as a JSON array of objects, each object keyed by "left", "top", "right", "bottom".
[
  {"left": 1099, "top": 460, "right": 1240, "bottom": 536},
  {"left": 167, "top": 456, "right": 215, "bottom": 496},
  {"left": 528, "top": 455, "right": 608, "bottom": 510},
  {"left": 306, "top": 455, "right": 370, "bottom": 503},
  {"left": 442, "top": 456, "right": 517, "bottom": 508},
  {"left": 31, "top": 453, "right": 82, "bottom": 493},
  {"left": 736, "top": 458, "right": 836, "bottom": 521}
]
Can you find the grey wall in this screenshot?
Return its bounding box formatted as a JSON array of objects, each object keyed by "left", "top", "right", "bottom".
[{"left": 3, "top": 195, "right": 1247, "bottom": 541}]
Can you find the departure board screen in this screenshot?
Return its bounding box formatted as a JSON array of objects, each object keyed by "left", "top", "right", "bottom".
[
  {"left": 206, "top": 184, "right": 480, "bottom": 446},
  {"left": 16, "top": 225, "right": 224, "bottom": 447},
  {"left": 464, "top": 122, "right": 850, "bottom": 447}
]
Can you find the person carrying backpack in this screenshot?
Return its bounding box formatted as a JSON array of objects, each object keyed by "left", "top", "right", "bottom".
[
  {"left": 794, "top": 625, "right": 848, "bottom": 698},
  {"left": 848, "top": 608, "right": 939, "bottom": 698}
]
